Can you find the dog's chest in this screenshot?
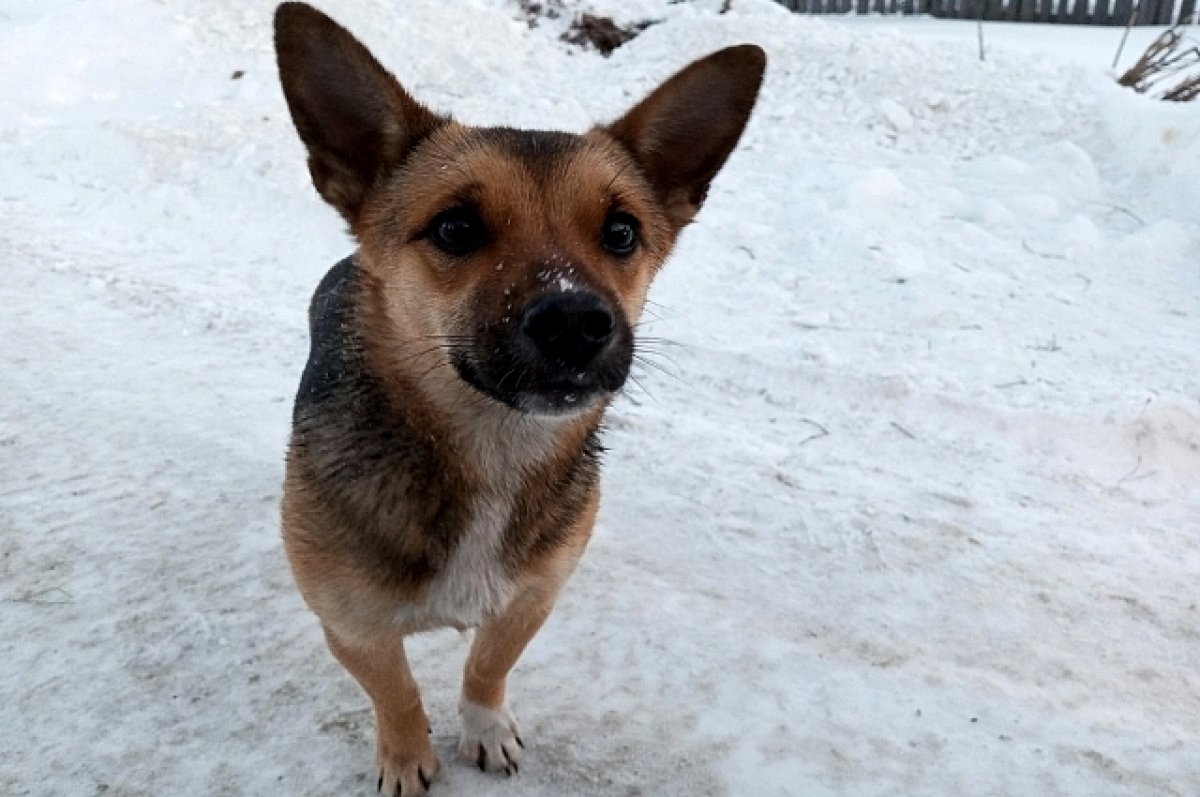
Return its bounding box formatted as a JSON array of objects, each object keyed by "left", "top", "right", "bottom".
[
  {"left": 398, "top": 491, "right": 516, "bottom": 630},
  {"left": 389, "top": 415, "right": 559, "bottom": 631}
]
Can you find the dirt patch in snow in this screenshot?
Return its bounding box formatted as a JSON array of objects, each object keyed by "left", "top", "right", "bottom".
[{"left": 562, "top": 13, "right": 657, "bottom": 56}]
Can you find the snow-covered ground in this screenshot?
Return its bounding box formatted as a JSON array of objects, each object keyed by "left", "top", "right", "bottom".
[{"left": 2, "top": 0, "right": 1197, "bottom": 794}]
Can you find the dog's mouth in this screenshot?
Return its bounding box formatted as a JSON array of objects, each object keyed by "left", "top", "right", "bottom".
[
  {"left": 452, "top": 360, "right": 618, "bottom": 415},
  {"left": 450, "top": 290, "right": 633, "bottom": 416}
]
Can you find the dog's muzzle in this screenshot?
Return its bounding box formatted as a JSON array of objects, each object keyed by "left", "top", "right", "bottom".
[{"left": 452, "top": 290, "right": 633, "bottom": 415}]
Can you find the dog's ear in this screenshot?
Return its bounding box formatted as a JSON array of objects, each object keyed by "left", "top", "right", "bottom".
[
  {"left": 606, "top": 45, "right": 765, "bottom": 228},
  {"left": 274, "top": 2, "right": 442, "bottom": 223}
]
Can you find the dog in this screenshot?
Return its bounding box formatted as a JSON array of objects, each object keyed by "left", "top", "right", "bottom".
[{"left": 273, "top": 3, "right": 764, "bottom": 793}]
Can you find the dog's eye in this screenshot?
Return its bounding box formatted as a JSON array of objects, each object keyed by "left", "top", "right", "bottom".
[
  {"left": 601, "top": 213, "right": 639, "bottom": 257},
  {"left": 428, "top": 209, "right": 486, "bottom": 256}
]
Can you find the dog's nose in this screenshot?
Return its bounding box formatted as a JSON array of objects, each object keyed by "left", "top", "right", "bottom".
[{"left": 521, "top": 292, "right": 615, "bottom": 365}]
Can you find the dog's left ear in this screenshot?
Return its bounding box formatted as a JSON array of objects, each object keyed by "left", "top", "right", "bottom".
[{"left": 605, "top": 45, "right": 766, "bottom": 228}]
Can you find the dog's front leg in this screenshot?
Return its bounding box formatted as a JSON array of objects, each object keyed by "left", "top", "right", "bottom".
[
  {"left": 458, "top": 491, "right": 599, "bottom": 775},
  {"left": 458, "top": 588, "right": 552, "bottom": 775},
  {"left": 325, "top": 628, "right": 439, "bottom": 796}
]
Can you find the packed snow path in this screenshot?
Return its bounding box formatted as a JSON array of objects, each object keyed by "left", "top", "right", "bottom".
[{"left": 2, "top": 1, "right": 1197, "bottom": 795}]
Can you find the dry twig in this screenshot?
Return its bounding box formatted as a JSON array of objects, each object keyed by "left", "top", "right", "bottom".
[
  {"left": 797, "top": 418, "right": 829, "bottom": 447},
  {"left": 1118, "top": 26, "right": 1200, "bottom": 102}
]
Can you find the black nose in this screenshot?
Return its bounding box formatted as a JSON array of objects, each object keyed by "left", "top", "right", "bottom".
[{"left": 521, "top": 292, "right": 616, "bottom": 365}]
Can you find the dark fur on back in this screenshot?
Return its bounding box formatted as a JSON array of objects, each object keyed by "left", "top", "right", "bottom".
[{"left": 288, "top": 255, "right": 602, "bottom": 588}]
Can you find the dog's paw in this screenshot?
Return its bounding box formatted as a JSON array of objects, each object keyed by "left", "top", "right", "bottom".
[
  {"left": 458, "top": 698, "right": 525, "bottom": 776},
  {"left": 376, "top": 735, "right": 440, "bottom": 796}
]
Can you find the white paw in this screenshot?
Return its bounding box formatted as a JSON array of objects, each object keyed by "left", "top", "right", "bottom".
[{"left": 458, "top": 698, "right": 524, "bottom": 775}]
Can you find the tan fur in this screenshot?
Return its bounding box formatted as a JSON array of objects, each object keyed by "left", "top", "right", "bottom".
[
  {"left": 353, "top": 128, "right": 667, "bottom": 390},
  {"left": 324, "top": 628, "right": 440, "bottom": 794},
  {"left": 273, "top": 4, "right": 763, "bottom": 794},
  {"left": 462, "top": 489, "right": 599, "bottom": 710}
]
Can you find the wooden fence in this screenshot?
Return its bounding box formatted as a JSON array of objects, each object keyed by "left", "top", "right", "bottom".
[{"left": 775, "top": 0, "right": 1199, "bottom": 25}]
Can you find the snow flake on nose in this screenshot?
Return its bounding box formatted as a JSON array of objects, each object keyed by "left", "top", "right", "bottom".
[{"left": 533, "top": 257, "right": 580, "bottom": 293}]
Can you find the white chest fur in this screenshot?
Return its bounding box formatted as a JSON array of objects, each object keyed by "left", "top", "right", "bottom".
[
  {"left": 392, "top": 490, "right": 517, "bottom": 631},
  {"left": 390, "top": 408, "right": 566, "bottom": 632}
]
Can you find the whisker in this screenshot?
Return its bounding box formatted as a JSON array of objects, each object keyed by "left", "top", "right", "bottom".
[
  {"left": 414, "top": 358, "right": 454, "bottom": 383},
  {"left": 393, "top": 345, "right": 447, "bottom": 366},
  {"left": 456, "top": 386, "right": 493, "bottom": 416},
  {"left": 634, "top": 336, "right": 684, "bottom": 348},
  {"left": 626, "top": 373, "right": 659, "bottom": 405},
  {"left": 603, "top": 160, "right": 633, "bottom": 197},
  {"left": 634, "top": 346, "right": 684, "bottom": 372},
  {"left": 414, "top": 334, "right": 475, "bottom": 343},
  {"left": 633, "top": 355, "right": 684, "bottom": 384}
]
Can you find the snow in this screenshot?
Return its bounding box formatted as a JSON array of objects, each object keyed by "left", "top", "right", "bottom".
[{"left": 2, "top": 0, "right": 1198, "bottom": 795}]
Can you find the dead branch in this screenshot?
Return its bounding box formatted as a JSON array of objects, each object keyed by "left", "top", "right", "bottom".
[
  {"left": 797, "top": 418, "right": 829, "bottom": 447},
  {"left": 1118, "top": 26, "right": 1200, "bottom": 102}
]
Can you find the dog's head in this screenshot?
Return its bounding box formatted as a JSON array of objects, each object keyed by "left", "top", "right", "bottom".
[{"left": 275, "top": 2, "right": 764, "bottom": 416}]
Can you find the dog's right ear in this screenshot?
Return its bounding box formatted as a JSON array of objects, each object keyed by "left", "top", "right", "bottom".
[{"left": 274, "top": 2, "right": 441, "bottom": 223}]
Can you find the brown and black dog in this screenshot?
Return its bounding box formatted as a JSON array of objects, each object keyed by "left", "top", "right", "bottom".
[{"left": 273, "top": 3, "right": 764, "bottom": 794}]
